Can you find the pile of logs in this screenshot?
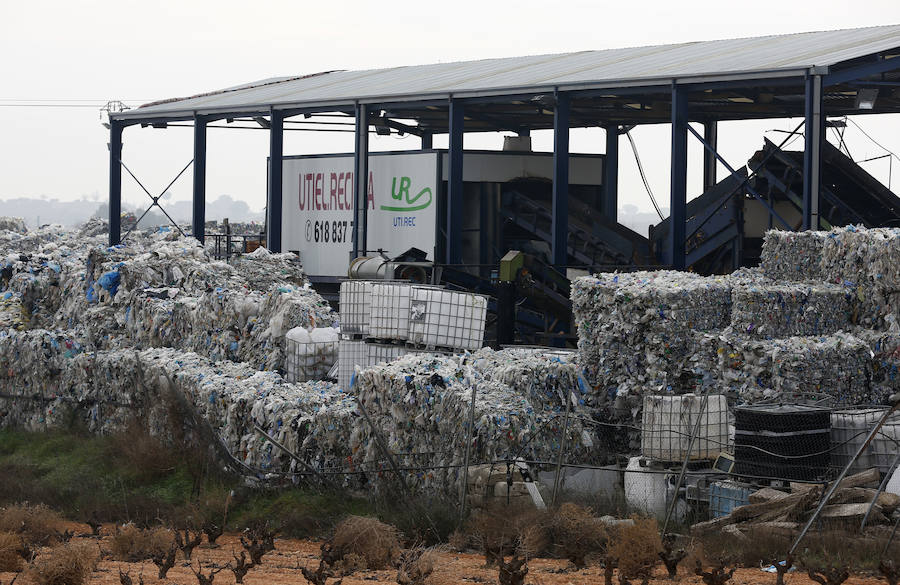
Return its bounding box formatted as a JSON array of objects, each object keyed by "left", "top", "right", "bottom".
[{"left": 692, "top": 469, "right": 900, "bottom": 538}]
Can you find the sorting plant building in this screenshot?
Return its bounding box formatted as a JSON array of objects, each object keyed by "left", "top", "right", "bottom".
[{"left": 3, "top": 25, "right": 900, "bottom": 524}]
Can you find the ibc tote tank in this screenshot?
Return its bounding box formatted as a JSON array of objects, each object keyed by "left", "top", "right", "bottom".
[{"left": 641, "top": 394, "right": 730, "bottom": 462}]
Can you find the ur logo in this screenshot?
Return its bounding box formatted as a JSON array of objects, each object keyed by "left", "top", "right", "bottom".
[{"left": 380, "top": 176, "right": 432, "bottom": 212}]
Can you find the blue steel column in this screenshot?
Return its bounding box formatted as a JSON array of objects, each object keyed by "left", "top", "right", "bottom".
[
  {"left": 192, "top": 114, "right": 208, "bottom": 243},
  {"left": 267, "top": 109, "right": 284, "bottom": 252},
  {"left": 446, "top": 100, "right": 465, "bottom": 265},
  {"left": 803, "top": 74, "right": 824, "bottom": 231},
  {"left": 670, "top": 86, "right": 689, "bottom": 270},
  {"left": 552, "top": 92, "right": 570, "bottom": 271},
  {"left": 703, "top": 121, "right": 718, "bottom": 191},
  {"left": 421, "top": 131, "right": 433, "bottom": 150},
  {"left": 352, "top": 104, "right": 369, "bottom": 258},
  {"left": 108, "top": 120, "right": 123, "bottom": 246},
  {"left": 603, "top": 124, "right": 618, "bottom": 221}
]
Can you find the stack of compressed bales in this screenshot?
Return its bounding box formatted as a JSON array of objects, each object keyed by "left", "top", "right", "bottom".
[
  {"left": 729, "top": 283, "right": 852, "bottom": 338},
  {"left": 353, "top": 349, "right": 591, "bottom": 494},
  {"left": 0, "top": 336, "right": 358, "bottom": 479},
  {"left": 820, "top": 226, "right": 900, "bottom": 328},
  {"left": 572, "top": 271, "right": 731, "bottom": 399},
  {"left": 0, "top": 328, "right": 88, "bottom": 429},
  {"left": 760, "top": 226, "right": 900, "bottom": 329},
  {"left": 33, "top": 229, "right": 337, "bottom": 370}
]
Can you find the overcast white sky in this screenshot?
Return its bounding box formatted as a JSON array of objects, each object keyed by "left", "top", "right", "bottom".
[{"left": 2, "top": 0, "right": 900, "bottom": 217}]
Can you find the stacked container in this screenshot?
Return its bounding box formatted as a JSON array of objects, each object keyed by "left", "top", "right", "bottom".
[
  {"left": 336, "top": 280, "right": 488, "bottom": 390},
  {"left": 407, "top": 286, "right": 488, "bottom": 351}
]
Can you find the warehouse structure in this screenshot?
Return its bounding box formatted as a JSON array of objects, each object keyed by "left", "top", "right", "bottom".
[{"left": 108, "top": 25, "right": 900, "bottom": 273}]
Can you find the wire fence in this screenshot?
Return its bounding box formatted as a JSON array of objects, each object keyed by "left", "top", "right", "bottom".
[{"left": 236, "top": 380, "right": 900, "bottom": 537}]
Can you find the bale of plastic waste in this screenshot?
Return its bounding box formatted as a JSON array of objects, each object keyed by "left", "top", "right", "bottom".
[
  {"left": 730, "top": 282, "right": 852, "bottom": 338},
  {"left": 760, "top": 229, "right": 828, "bottom": 281}
]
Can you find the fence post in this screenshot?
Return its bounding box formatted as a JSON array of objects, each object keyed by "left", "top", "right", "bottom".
[
  {"left": 662, "top": 387, "right": 712, "bottom": 535},
  {"left": 459, "top": 383, "right": 478, "bottom": 520},
  {"left": 551, "top": 391, "right": 573, "bottom": 506}
]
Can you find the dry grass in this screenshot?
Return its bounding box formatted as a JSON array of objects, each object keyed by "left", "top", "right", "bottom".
[
  {"left": 467, "top": 504, "right": 549, "bottom": 565},
  {"left": 28, "top": 541, "right": 98, "bottom": 585},
  {"left": 608, "top": 517, "right": 661, "bottom": 583},
  {"left": 329, "top": 516, "right": 400, "bottom": 570},
  {"left": 109, "top": 524, "right": 173, "bottom": 562},
  {"left": 546, "top": 503, "right": 606, "bottom": 568},
  {"left": 0, "top": 503, "right": 65, "bottom": 547},
  {"left": 396, "top": 546, "right": 437, "bottom": 585},
  {"left": 0, "top": 531, "right": 23, "bottom": 572}
]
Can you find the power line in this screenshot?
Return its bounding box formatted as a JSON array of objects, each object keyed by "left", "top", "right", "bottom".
[
  {"left": 0, "top": 103, "right": 110, "bottom": 109},
  {"left": 625, "top": 129, "right": 665, "bottom": 221}
]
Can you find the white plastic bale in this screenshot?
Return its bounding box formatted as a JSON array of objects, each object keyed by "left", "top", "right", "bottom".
[
  {"left": 710, "top": 330, "right": 876, "bottom": 403},
  {"left": 0, "top": 293, "right": 27, "bottom": 330},
  {"left": 468, "top": 347, "right": 587, "bottom": 413},
  {"left": 572, "top": 271, "right": 730, "bottom": 397},
  {"left": 760, "top": 229, "right": 828, "bottom": 281},
  {"left": 730, "top": 283, "right": 852, "bottom": 338},
  {"left": 407, "top": 286, "right": 487, "bottom": 350},
  {"left": 0, "top": 217, "right": 27, "bottom": 234}
]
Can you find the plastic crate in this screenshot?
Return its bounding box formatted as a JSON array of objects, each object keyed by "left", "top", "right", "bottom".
[{"left": 709, "top": 481, "right": 752, "bottom": 518}]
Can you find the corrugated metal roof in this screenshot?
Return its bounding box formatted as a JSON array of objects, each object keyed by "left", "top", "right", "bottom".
[{"left": 117, "top": 25, "right": 900, "bottom": 120}]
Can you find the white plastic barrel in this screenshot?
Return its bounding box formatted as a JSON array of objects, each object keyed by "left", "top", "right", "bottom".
[{"left": 624, "top": 456, "right": 670, "bottom": 520}]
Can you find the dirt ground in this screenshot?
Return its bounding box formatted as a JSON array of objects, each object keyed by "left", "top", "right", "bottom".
[{"left": 0, "top": 524, "right": 888, "bottom": 585}]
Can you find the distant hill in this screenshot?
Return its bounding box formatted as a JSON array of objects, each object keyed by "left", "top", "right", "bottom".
[{"left": 0, "top": 194, "right": 264, "bottom": 228}]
